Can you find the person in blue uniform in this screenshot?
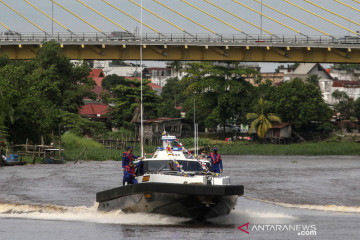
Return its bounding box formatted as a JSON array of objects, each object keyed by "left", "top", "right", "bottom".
[
  {"left": 123, "top": 161, "right": 142, "bottom": 185},
  {"left": 122, "top": 146, "right": 138, "bottom": 170},
  {"left": 207, "top": 147, "right": 223, "bottom": 174},
  {"left": 122, "top": 146, "right": 139, "bottom": 185}
]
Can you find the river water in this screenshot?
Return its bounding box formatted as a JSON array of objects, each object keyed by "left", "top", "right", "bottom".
[{"left": 0, "top": 155, "right": 359, "bottom": 240}]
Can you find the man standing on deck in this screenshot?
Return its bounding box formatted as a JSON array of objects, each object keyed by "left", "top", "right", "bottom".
[
  {"left": 122, "top": 146, "right": 139, "bottom": 185},
  {"left": 207, "top": 147, "right": 223, "bottom": 174}
]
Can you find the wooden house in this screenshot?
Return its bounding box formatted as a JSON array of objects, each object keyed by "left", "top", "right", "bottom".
[
  {"left": 135, "top": 118, "right": 189, "bottom": 144},
  {"left": 265, "top": 123, "right": 292, "bottom": 144}
]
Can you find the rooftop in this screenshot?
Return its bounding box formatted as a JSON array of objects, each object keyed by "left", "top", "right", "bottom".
[
  {"left": 140, "top": 117, "right": 182, "bottom": 123},
  {"left": 79, "top": 103, "right": 109, "bottom": 118},
  {"left": 271, "top": 122, "right": 291, "bottom": 129},
  {"left": 89, "top": 69, "right": 105, "bottom": 78},
  {"left": 332, "top": 80, "right": 360, "bottom": 88}
]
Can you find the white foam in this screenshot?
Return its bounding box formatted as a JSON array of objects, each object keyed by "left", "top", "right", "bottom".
[
  {"left": 209, "top": 209, "right": 296, "bottom": 225},
  {"left": 247, "top": 197, "right": 360, "bottom": 214},
  {"left": 0, "top": 202, "right": 187, "bottom": 225}
]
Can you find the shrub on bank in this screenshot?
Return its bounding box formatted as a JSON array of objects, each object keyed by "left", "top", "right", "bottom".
[{"left": 61, "top": 132, "right": 103, "bottom": 150}]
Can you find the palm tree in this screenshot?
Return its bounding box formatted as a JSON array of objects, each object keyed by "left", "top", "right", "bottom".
[
  {"left": 306, "top": 74, "right": 321, "bottom": 87},
  {"left": 246, "top": 98, "right": 281, "bottom": 139},
  {"left": 169, "top": 61, "right": 182, "bottom": 78}
]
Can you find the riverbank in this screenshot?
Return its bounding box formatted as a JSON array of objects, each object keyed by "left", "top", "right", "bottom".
[
  {"left": 14, "top": 140, "right": 359, "bottom": 164},
  {"left": 218, "top": 142, "right": 360, "bottom": 156},
  {"left": 61, "top": 142, "right": 359, "bottom": 161}
]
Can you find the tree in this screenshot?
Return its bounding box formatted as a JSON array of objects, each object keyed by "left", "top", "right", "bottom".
[
  {"left": 0, "top": 41, "right": 98, "bottom": 143},
  {"left": 181, "top": 62, "right": 258, "bottom": 131},
  {"left": 306, "top": 74, "right": 321, "bottom": 87},
  {"left": 332, "top": 64, "right": 360, "bottom": 71},
  {"left": 169, "top": 61, "right": 183, "bottom": 78},
  {"left": 354, "top": 98, "right": 360, "bottom": 120},
  {"left": 109, "top": 78, "right": 160, "bottom": 128},
  {"left": 0, "top": 93, "right": 14, "bottom": 141},
  {"left": 158, "top": 77, "right": 187, "bottom": 118},
  {"left": 275, "top": 63, "right": 300, "bottom": 73},
  {"left": 246, "top": 98, "right": 281, "bottom": 139},
  {"left": 332, "top": 90, "right": 354, "bottom": 119},
  {"left": 102, "top": 74, "right": 126, "bottom": 90},
  {"left": 268, "top": 78, "right": 332, "bottom": 131}
]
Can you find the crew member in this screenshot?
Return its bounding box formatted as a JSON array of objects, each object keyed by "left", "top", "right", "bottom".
[
  {"left": 122, "top": 146, "right": 138, "bottom": 185},
  {"left": 207, "top": 147, "right": 223, "bottom": 173},
  {"left": 123, "top": 146, "right": 138, "bottom": 170},
  {"left": 123, "top": 161, "right": 142, "bottom": 185}
]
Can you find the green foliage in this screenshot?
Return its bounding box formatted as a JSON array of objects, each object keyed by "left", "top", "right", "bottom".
[
  {"left": 0, "top": 55, "right": 10, "bottom": 68},
  {"left": 109, "top": 78, "right": 160, "bottom": 127},
  {"left": 354, "top": 98, "right": 360, "bottom": 119},
  {"left": 332, "top": 90, "right": 354, "bottom": 119},
  {"left": 104, "top": 127, "right": 136, "bottom": 139},
  {"left": 268, "top": 78, "right": 332, "bottom": 131},
  {"left": 181, "top": 62, "right": 257, "bottom": 129},
  {"left": 204, "top": 114, "right": 218, "bottom": 129},
  {"left": 179, "top": 138, "right": 212, "bottom": 148},
  {"left": 246, "top": 98, "right": 281, "bottom": 138},
  {"left": 216, "top": 142, "right": 360, "bottom": 155},
  {"left": 332, "top": 64, "right": 360, "bottom": 71},
  {"left": 0, "top": 41, "right": 96, "bottom": 143},
  {"left": 306, "top": 74, "right": 321, "bottom": 87},
  {"left": 275, "top": 63, "right": 300, "bottom": 73},
  {"left": 61, "top": 111, "right": 106, "bottom": 137},
  {"left": 101, "top": 74, "right": 126, "bottom": 90},
  {"left": 158, "top": 77, "right": 186, "bottom": 118},
  {"left": 61, "top": 132, "right": 103, "bottom": 150}
]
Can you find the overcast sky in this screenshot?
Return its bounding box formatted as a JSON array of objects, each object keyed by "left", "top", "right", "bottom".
[{"left": 1, "top": 0, "right": 359, "bottom": 70}]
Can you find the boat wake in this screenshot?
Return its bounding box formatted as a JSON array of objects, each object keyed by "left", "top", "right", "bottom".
[
  {"left": 247, "top": 197, "right": 360, "bottom": 214},
  {"left": 209, "top": 209, "right": 296, "bottom": 225},
  {"left": 0, "top": 201, "right": 297, "bottom": 226},
  {"left": 0, "top": 202, "right": 187, "bottom": 225}
]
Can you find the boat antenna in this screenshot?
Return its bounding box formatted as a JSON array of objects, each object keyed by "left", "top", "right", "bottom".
[
  {"left": 194, "top": 98, "right": 196, "bottom": 157},
  {"left": 140, "top": 0, "right": 144, "bottom": 158}
]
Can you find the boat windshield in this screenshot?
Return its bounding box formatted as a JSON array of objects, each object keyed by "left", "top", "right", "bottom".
[{"left": 144, "top": 160, "right": 203, "bottom": 172}]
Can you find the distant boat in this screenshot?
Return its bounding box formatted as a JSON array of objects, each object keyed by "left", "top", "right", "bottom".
[
  {"left": 1, "top": 154, "right": 26, "bottom": 166},
  {"left": 42, "top": 149, "right": 65, "bottom": 164}
]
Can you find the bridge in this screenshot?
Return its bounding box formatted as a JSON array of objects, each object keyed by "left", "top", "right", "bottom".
[{"left": 1, "top": 0, "right": 360, "bottom": 62}]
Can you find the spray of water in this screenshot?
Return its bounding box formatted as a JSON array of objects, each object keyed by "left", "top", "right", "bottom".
[
  {"left": 247, "top": 197, "right": 360, "bottom": 214},
  {"left": 0, "top": 202, "right": 187, "bottom": 225},
  {"left": 209, "top": 209, "right": 296, "bottom": 225}
]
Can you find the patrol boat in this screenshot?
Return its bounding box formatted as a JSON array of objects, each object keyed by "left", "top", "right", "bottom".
[{"left": 96, "top": 135, "right": 244, "bottom": 220}]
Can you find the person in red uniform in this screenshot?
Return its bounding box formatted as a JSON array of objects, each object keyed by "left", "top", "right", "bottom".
[
  {"left": 122, "top": 146, "right": 140, "bottom": 185},
  {"left": 207, "top": 147, "right": 223, "bottom": 174}
]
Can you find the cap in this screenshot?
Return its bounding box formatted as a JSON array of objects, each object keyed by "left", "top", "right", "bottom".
[
  {"left": 127, "top": 146, "right": 133, "bottom": 150},
  {"left": 213, "top": 147, "right": 218, "bottom": 152}
]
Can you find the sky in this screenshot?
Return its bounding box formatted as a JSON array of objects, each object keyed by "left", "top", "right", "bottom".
[{"left": 1, "top": 0, "right": 360, "bottom": 71}]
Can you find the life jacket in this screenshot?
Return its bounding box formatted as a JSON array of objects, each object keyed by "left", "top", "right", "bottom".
[
  {"left": 123, "top": 152, "right": 134, "bottom": 163},
  {"left": 211, "top": 153, "right": 220, "bottom": 164},
  {"left": 124, "top": 165, "right": 135, "bottom": 175}
]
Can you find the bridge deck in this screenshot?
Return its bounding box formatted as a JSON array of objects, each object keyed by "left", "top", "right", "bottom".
[{"left": 1, "top": 33, "right": 359, "bottom": 62}]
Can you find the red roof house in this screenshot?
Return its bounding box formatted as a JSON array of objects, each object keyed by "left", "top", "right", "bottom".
[
  {"left": 89, "top": 69, "right": 105, "bottom": 87},
  {"left": 79, "top": 103, "right": 109, "bottom": 119},
  {"left": 332, "top": 81, "right": 360, "bottom": 88},
  {"left": 89, "top": 69, "right": 105, "bottom": 78}
]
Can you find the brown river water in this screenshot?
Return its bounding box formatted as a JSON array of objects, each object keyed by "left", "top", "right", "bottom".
[{"left": 0, "top": 155, "right": 359, "bottom": 240}]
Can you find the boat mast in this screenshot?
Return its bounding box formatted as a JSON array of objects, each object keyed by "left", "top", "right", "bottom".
[
  {"left": 140, "top": 0, "right": 144, "bottom": 158},
  {"left": 194, "top": 99, "right": 197, "bottom": 157}
]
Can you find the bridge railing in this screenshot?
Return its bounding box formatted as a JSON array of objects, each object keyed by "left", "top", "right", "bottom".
[{"left": 0, "top": 32, "right": 359, "bottom": 45}]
